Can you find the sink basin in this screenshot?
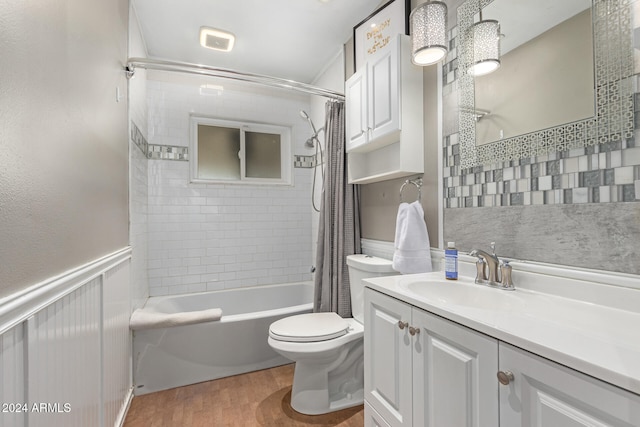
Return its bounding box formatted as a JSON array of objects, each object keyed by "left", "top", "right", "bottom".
[{"left": 398, "top": 277, "right": 526, "bottom": 311}]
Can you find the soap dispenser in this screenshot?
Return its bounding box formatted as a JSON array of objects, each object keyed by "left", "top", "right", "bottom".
[{"left": 445, "top": 242, "right": 458, "bottom": 280}]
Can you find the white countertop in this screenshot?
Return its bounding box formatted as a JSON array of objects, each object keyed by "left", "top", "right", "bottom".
[{"left": 364, "top": 271, "right": 640, "bottom": 396}]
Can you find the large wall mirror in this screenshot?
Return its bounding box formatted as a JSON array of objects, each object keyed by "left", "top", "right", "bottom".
[{"left": 457, "top": 0, "right": 635, "bottom": 168}]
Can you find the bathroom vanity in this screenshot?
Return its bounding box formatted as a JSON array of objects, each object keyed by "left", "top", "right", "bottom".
[{"left": 363, "top": 270, "right": 640, "bottom": 426}]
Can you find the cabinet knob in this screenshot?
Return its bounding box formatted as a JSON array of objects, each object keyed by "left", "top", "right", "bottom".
[
  {"left": 497, "top": 370, "right": 514, "bottom": 385},
  {"left": 398, "top": 321, "right": 409, "bottom": 330},
  {"left": 409, "top": 326, "right": 420, "bottom": 336}
]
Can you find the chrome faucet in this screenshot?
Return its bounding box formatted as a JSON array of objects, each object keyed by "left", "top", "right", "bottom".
[
  {"left": 469, "top": 243, "right": 515, "bottom": 290},
  {"left": 469, "top": 248, "right": 500, "bottom": 282}
]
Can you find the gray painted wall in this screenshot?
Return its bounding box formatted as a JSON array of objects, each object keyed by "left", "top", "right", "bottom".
[
  {"left": 358, "top": 0, "right": 462, "bottom": 247},
  {"left": 0, "top": 0, "right": 130, "bottom": 298},
  {"left": 360, "top": 64, "right": 441, "bottom": 246}
]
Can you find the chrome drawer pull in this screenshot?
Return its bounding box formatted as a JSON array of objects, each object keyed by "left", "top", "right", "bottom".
[{"left": 497, "top": 370, "right": 514, "bottom": 385}]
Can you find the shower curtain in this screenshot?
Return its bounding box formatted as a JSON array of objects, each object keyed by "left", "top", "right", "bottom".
[{"left": 313, "top": 100, "right": 361, "bottom": 317}]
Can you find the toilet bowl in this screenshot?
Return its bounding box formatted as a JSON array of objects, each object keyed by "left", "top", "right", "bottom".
[{"left": 268, "top": 254, "right": 396, "bottom": 415}]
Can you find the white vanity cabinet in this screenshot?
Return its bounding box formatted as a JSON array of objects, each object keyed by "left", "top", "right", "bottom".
[
  {"left": 499, "top": 342, "right": 640, "bottom": 426},
  {"left": 364, "top": 288, "right": 640, "bottom": 427},
  {"left": 364, "top": 288, "right": 499, "bottom": 427},
  {"left": 345, "top": 34, "right": 423, "bottom": 184}
]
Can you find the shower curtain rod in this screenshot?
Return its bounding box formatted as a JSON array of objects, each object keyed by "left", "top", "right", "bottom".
[{"left": 125, "top": 57, "right": 345, "bottom": 101}]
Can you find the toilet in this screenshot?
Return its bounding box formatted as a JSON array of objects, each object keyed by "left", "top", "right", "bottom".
[{"left": 268, "top": 254, "right": 396, "bottom": 415}]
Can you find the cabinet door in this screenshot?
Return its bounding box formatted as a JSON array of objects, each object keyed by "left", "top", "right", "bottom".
[
  {"left": 345, "top": 66, "right": 368, "bottom": 152},
  {"left": 364, "top": 289, "right": 413, "bottom": 427},
  {"left": 368, "top": 41, "right": 400, "bottom": 145},
  {"left": 499, "top": 342, "right": 640, "bottom": 426},
  {"left": 365, "top": 401, "right": 392, "bottom": 427},
  {"left": 412, "top": 308, "right": 499, "bottom": 427}
]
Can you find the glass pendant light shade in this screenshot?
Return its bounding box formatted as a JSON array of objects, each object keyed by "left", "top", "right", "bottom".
[
  {"left": 410, "top": 1, "right": 448, "bottom": 66},
  {"left": 468, "top": 19, "right": 501, "bottom": 76}
]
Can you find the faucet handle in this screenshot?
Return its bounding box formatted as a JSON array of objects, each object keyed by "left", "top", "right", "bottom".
[
  {"left": 474, "top": 257, "right": 486, "bottom": 283},
  {"left": 490, "top": 241, "right": 496, "bottom": 256},
  {"left": 500, "top": 260, "right": 514, "bottom": 289}
]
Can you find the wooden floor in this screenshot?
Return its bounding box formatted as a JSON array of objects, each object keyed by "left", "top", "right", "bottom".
[{"left": 123, "top": 364, "right": 364, "bottom": 427}]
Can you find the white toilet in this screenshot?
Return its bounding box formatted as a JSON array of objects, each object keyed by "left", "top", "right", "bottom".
[{"left": 268, "top": 254, "right": 396, "bottom": 415}]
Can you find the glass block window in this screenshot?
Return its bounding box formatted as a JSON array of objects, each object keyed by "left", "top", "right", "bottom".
[{"left": 190, "top": 116, "right": 291, "bottom": 185}]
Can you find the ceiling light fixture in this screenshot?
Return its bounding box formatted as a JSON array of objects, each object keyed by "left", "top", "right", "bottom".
[
  {"left": 410, "top": 1, "right": 448, "bottom": 66},
  {"left": 468, "top": 9, "right": 501, "bottom": 76},
  {"left": 199, "top": 27, "right": 235, "bottom": 52}
]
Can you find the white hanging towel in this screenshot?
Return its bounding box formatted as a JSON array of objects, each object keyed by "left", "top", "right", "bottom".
[
  {"left": 392, "top": 201, "right": 432, "bottom": 274},
  {"left": 129, "top": 307, "right": 222, "bottom": 331}
]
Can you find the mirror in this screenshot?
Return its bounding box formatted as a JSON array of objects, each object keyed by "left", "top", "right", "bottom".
[
  {"left": 475, "top": 1, "right": 593, "bottom": 145},
  {"left": 457, "top": 0, "right": 635, "bottom": 168}
]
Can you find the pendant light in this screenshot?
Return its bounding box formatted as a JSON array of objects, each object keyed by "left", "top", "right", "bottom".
[
  {"left": 410, "top": 1, "right": 448, "bottom": 66},
  {"left": 468, "top": 7, "right": 501, "bottom": 76}
]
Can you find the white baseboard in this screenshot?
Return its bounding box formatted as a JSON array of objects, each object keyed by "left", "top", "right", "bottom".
[{"left": 116, "top": 388, "right": 135, "bottom": 427}]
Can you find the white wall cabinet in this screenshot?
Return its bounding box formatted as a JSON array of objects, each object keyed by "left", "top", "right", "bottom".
[
  {"left": 345, "top": 34, "right": 423, "bottom": 184},
  {"left": 364, "top": 289, "right": 499, "bottom": 427},
  {"left": 364, "top": 288, "right": 640, "bottom": 427}
]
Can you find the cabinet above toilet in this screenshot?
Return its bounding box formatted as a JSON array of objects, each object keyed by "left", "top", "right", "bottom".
[{"left": 345, "top": 34, "right": 424, "bottom": 184}]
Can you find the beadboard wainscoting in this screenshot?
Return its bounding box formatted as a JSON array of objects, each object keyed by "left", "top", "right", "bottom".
[{"left": 0, "top": 248, "right": 132, "bottom": 427}]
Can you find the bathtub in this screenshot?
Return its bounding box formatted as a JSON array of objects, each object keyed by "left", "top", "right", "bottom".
[{"left": 133, "top": 282, "right": 313, "bottom": 395}]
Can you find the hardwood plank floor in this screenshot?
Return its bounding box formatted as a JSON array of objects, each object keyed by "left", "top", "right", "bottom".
[{"left": 123, "top": 364, "right": 364, "bottom": 427}]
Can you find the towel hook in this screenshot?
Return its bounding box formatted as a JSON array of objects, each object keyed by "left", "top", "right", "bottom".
[{"left": 399, "top": 178, "right": 422, "bottom": 203}]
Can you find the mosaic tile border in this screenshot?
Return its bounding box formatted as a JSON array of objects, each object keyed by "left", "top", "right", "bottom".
[
  {"left": 294, "top": 155, "right": 316, "bottom": 168},
  {"left": 442, "top": 27, "right": 458, "bottom": 88},
  {"left": 134, "top": 133, "right": 316, "bottom": 168},
  {"left": 148, "top": 144, "right": 189, "bottom": 161},
  {"left": 444, "top": 130, "right": 640, "bottom": 208},
  {"left": 130, "top": 121, "right": 148, "bottom": 156}
]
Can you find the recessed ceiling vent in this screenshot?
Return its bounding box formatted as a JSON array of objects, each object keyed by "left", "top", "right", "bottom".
[{"left": 200, "top": 27, "right": 235, "bottom": 52}]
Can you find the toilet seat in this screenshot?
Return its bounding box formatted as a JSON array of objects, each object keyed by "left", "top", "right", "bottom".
[{"left": 269, "top": 312, "right": 350, "bottom": 343}]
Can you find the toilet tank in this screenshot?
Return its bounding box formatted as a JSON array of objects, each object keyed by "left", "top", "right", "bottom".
[{"left": 346, "top": 254, "right": 396, "bottom": 323}]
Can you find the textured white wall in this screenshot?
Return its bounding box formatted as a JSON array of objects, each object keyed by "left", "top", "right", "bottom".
[
  {"left": 145, "top": 74, "right": 314, "bottom": 296},
  {"left": 0, "top": 0, "right": 129, "bottom": 297}
]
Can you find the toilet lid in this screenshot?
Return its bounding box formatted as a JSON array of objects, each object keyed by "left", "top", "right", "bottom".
[{"left": 269, "top": 312, "right": 350, "bottom": 343}]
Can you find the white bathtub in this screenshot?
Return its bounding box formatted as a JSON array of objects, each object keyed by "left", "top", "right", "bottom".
[{"left": 133, "top": 282, "right": 313, "bottom": 395}]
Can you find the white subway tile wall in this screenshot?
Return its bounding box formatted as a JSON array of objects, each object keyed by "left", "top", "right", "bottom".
[
  {"left": 145, "top": 77, "right": 314, "bottom": 296},
  {"left": 130, "top": 123, "right": 149, "bottom": 309}
]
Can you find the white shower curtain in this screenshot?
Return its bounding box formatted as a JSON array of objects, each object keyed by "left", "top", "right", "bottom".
[{"left": 313, "top": 100, "right": 361, "bottom": 317}]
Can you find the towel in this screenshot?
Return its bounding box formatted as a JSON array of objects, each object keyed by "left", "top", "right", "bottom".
[
  {"left": 392, "top": 201, "right": 432, "bottom": 274},
  {"left": 129, "top": 307, "right": 222, "bottom": 331}
]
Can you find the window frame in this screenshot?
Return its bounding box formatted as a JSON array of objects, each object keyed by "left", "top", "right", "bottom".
[{"left": 189, "top": 115, "right": 292, "bottom": 186}]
